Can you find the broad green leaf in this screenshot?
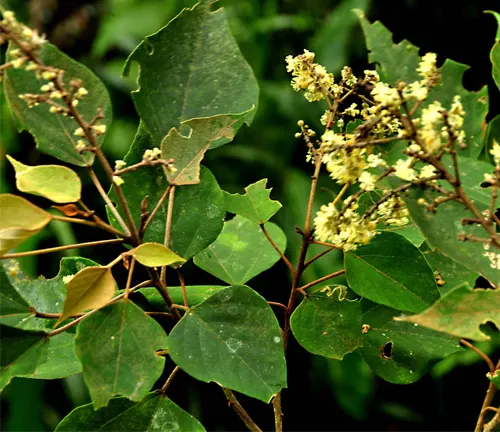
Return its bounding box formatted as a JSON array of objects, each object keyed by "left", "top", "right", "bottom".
[
  {"left": 399, "top": 283, "right": 500, "bottom": 341},
  {"left": 162, "top": 111, "right": 253, "bottom": 185},
  {"left": 124, "top": 1, "right": 258, "bottom": 146},
  {"left": 167, "top": 285, "right": 286, "bottom": 402},
  {"left": 0, "top": 264, "right": 31, "bottom": 324},
  {"left": 6, "top": 155, "right": 81, "bottom": 203},
  {"left": 224, "top": 179, "right": 282, "bottom": 224},
  {"left": 311, "top": 0, "right": 369, "bottom": 73},
  {"left": 108, "top": 124, "right": 225, "bottom": 260},
  {"left": 193, "top": 216, "right": 286, "bottom": 285},
  {"left": 57, "top": 266, "right": 116, "bottom": 326},
  {"left": 420, "top": 243, "right": 478, "bottom": 296},
  {"left": 345, "top": 231, "right": 439, "bottom": 313},
  {"left": 360, "top": 301, "right": 461, "bottom": 384},
  {"left": 0, "top": 325, "right": 48, "bottom": 390},
  {"left": 4, "top": 42, "right": 111, "bottom": 166},
  {"left": 75, "top": 300, "right": 168, "bottom": 409},
  {"left": 55, "top": 393, "right": 205, "bottom": 432},
  {"left": 488, "top": 369, "right": 500, "bottom": 390},
  {"left": 290, "top": 292, "right": 362, "bottom": 359},
  {"left": 487, "top": 11, "right": 500, "bottom": 91},
  {"left": 357, "top": 191, "right": 425, "bottom": 246},
  {"left": 132, "top": 243, "right": 185, "bottom": 267},
  {"left": 136, "top": 286, "right": 226, "bottom": 309},
  {"left": 357, "top": 12, "right": 488, "bottom": 157},
  {"left": 0, "top": 194, "right": 52, "bottom": 255},
  {"left": 403, "top": 187, "right": 500, "bottom": 284}
]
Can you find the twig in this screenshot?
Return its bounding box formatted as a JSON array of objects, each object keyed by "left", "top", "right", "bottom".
[
  {"left": 475, "top": 360, "right": 500, "bottom": 432},
  {"left": 161, "top": 185, "right": 176, "bottom": 283},
  {"left": 268, "top": 301, "right": 287, "bottom": 311},
  {"left": 273, "top": 393, "right": 283, "bottom": 432},
  {"left": 124, "top": 256, "right": 136, "bottom": 301},
  {"left": 260, "top": 224, "right": 294, "bottom": 276},
  {"left": 299, "top": 269, "right": 346, "bottom": 292},
  {"left": 304, "top": 246, "right": 336, "bottom": 269},
  {"left": 159, "top": 366, "right": 180, "bottom": 393},
  {"left": 177, "top": 269, "right": 189, "bottom": 308},
  {"left": 51, "top": 214, "right": 128, "bottom": 239},
  {"left": 460, "top": 339, "right": 495, "bottom": 373},
  {"left": 142, "top": 185, "right": 172, "bottom": 234},
  {"left": 0, "top": 238, "right": 125, "bottom": 259},
  {"left": 222, "top": 388, "right": 263, "bottom": 432},
  {"left": 48, "top": 280, "right": 152, "bottom": 337}
]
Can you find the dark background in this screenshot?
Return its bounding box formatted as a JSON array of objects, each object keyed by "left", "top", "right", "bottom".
[{"left": 1, "top": 0, "right": 500, "bottom": 430}]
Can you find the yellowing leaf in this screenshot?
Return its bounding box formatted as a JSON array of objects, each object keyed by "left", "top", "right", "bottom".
[
  {"left": 132, "top": 243, "right": 185, "bottom": 267},
  {"left": 399, "top": 283, "right": 500, "bottom": 341},
  {"left": 7, "top": 155, "right": 81, "bottom": 203},
  {"left": 0, "top": 194, "right": 52, "bottom": 255},
  {"left": 57, "top": 267, "right": 116, "bottom": 326}
]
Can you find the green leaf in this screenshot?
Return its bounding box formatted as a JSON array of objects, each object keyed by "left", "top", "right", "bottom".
[
  {"left": 193, "top": 216, "right": 286, "bottom": 285},
  {"left": 420, "top": 243, "right": 479, "bottom": 296},
  {"left": 403, "top": 187, "right": 500, "bottom": 284},
  {"left": 57, "top": 266, "right": 116, "bottom": 326},
  {"left": 162, "top": 110, "right": 254, "bottom": 185},
  {"left": 357, "top": 12, "right": 488, "bottom": 157},
  {"left": 6, "top": 155, "right": 81, "bottom": 203},
  {"left": 55, "top": 393, "right": 205, "bottom": 432},
  {"left": 124, "top": 1, "right": 258, "bottom": 146},
  {"left": 345, "top": 231, "right": 440, "bottom": 313},
  {"left": 360, "top": 301, "right": 461, "bottom": 384},
  {"left": 484, "top": 115, "right": 500, "bottom": 164},
  {"left": 224, "top": 179, "right": 282, "bottom": 224},
  {"left": 0, "top": 325, "right": 48, "bottom": 390},
  {"left": 4, "top": 42, "right": 111, "bottom": 166},
  {"left": 0, "top": 194, "right": 52, "bottom": 255},
  {"left": 75, "top": 300, "right": 168, "bottom": 409},
  {"left": 487, "top": 11, "right": 500, "bottom": 91},
  {"left": 132, "top": 243, "right": 185, "bottom": 267},
  {"left": 0, "top": 264, "right": 31, "bottom": 324},
  {"left": 135, "top": 286, "right": 226, "bottom": 309},
  {"left": 488, "top": 369, "right": 500, "bottom": 390},
  {"left": 310, "top": 0, "right": 369, "bottom": 73},
  {"left": 167, "top": 285, "right": 286, "bottom": 402},
  {"left": 108, "top": 125, "right": 225, "bottom": 260},
  {"left": 399, "top": 283, "right": 500, "bottom": 341},
  {"left": 290, "top": 291, "right": 362, "bottom": 359}
]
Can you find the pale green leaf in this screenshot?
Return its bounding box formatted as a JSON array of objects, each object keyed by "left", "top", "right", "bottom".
[
  {"left": 399, "top": 283, "right": 500, "bottom": 341},
  {"left": 75, "top": 300, "right": 168, "bottom": 409},
  {"left": 132, "top": 242, "right": 185, "bottom": 267},
  {"left": 224, "top": 179, "right": 282, "bottom": 224},
  {"left": 136, "top": 286, "right": 226, "bottom": 309},
  {"left": 167, "top": 285, "right": 286, "bottom": 402},
  {"left": 0, "top": 194, "right": 52, "bottom": 255},
  {"left": 6, "top": 155, "right": 81, "bottom": 203},
  {"left": 124, "top": 2, "right": 258, "bottom": 146},
  {"left": 345, "top": 231, "right": 440, "bottom": 313},
  {"left": 193, "top": 216, "right": 286, "bottom": 285},
  {"left": 162, "top": 110, "right": 254, "bottom": 185}
]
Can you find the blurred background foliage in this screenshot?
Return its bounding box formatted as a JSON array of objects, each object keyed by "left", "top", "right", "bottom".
[{"left": 1, "top": 0, "right": 499, "bottom": 430}]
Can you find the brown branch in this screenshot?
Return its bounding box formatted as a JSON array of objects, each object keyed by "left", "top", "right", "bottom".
[
  {"left": 222, "top": 388, "right": 263, "bottom": 432},
  {"left": 475, "top": 360, "right": 500, "bottom": 432},
  {"left": 161, "top": 185, "right": 176, "bottom": 283},
  {"left": 177, "top": 269, "right": 189, "bottom": 308},
  {"left": 159, "top": 366, "right": 180, "bottom": 393},
  {"left": 1, "top": 238, "right": 125, "bottom": 259},
  {"left": 460, "top": 339, "right": 495, "bottom": 373},
  {"left": 51, "top": 214, "right": 127, "bottom": 239},
  {"left": 260, "top": 224, "right": 294, "bottom": 276},
  {"left": 273, "top": 393, "right": 283, "bottom": 432},
  {"left": 267, "top": 301, "right": 287, "bottom": 311},
  {"left": 142, "top": 184, "right": 172, "bottom": 234},
  {"left": 124, "top": 256, "right": 136, "bottom": 301},
  {"left": 298, "top": 269, "right": 346, "bottom": 292},
  {"left": 304, "top": 246, "right": 336, "bottom": 269}
]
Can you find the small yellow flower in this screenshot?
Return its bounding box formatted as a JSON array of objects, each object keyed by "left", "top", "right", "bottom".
[
  {"left": 41, "top": 71, "right": 57, "bottom": 80},
  {"left": 113, "top": 175, "right": 125, "bottom": 186},
  {"left": 92, "top": 124, "right": 107, "bottom": 135},
  {"left": 76, "top": 87, "right": 88, "bottom": 98},
  {"left": 74, "top": 127, "right": 85, "bottom": 137}
]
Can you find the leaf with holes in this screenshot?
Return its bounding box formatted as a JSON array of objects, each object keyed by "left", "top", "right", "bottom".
[
  {"left": 136, "top": 286, "right": 226, "bottom": 309},
  {"left": 0, "top": 194, "right": 52, "bottom": 255},
  {"left": 108, "top": 126, "right": 225, "bottom": 260},
  {"left": 74, "top": 300, "right": 168, "bottom": 409},
  {"left": 399, "top": 283, "right": 500, "bottom": 341},
  {"left": 7, "top": 155, "right": 81, "bottom": 203},
  {"left": 290, "top": 291, "right": 362, "bottom": 360},
  {"left": 224, "top": 179, "right": 282, "bottom": 224},
  {"left": 357, "top": 11, "right": 488, "bottom": 157},
  {"left": 132, "top": 243, "right": 185, "bottom": 267},
  {"left": 162, "top": 110, "right": 254, "bottom": 185},
  {"left": 167, "top": 285, "right": 286, "bottom": 402},
  {"left": 360, "top": 301, "right": 462, "bottom": 384},
  {"left": 55, "top": 393, "right": 205, "bottom": 431},
  {"left": 345, "top": 231, "right": 440, "bottom": 313},
  {"left": 57, "top": 266, "right": 116, "bottom": 326},
  {"left": 4, "top": 42, "right": 111, "bottom": 166},
  {"left": 124, "top": 1, "right": 258, "bottom": 146},
  {"left": 193, "top": 216, "right": 286, "bottom": 285}
]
